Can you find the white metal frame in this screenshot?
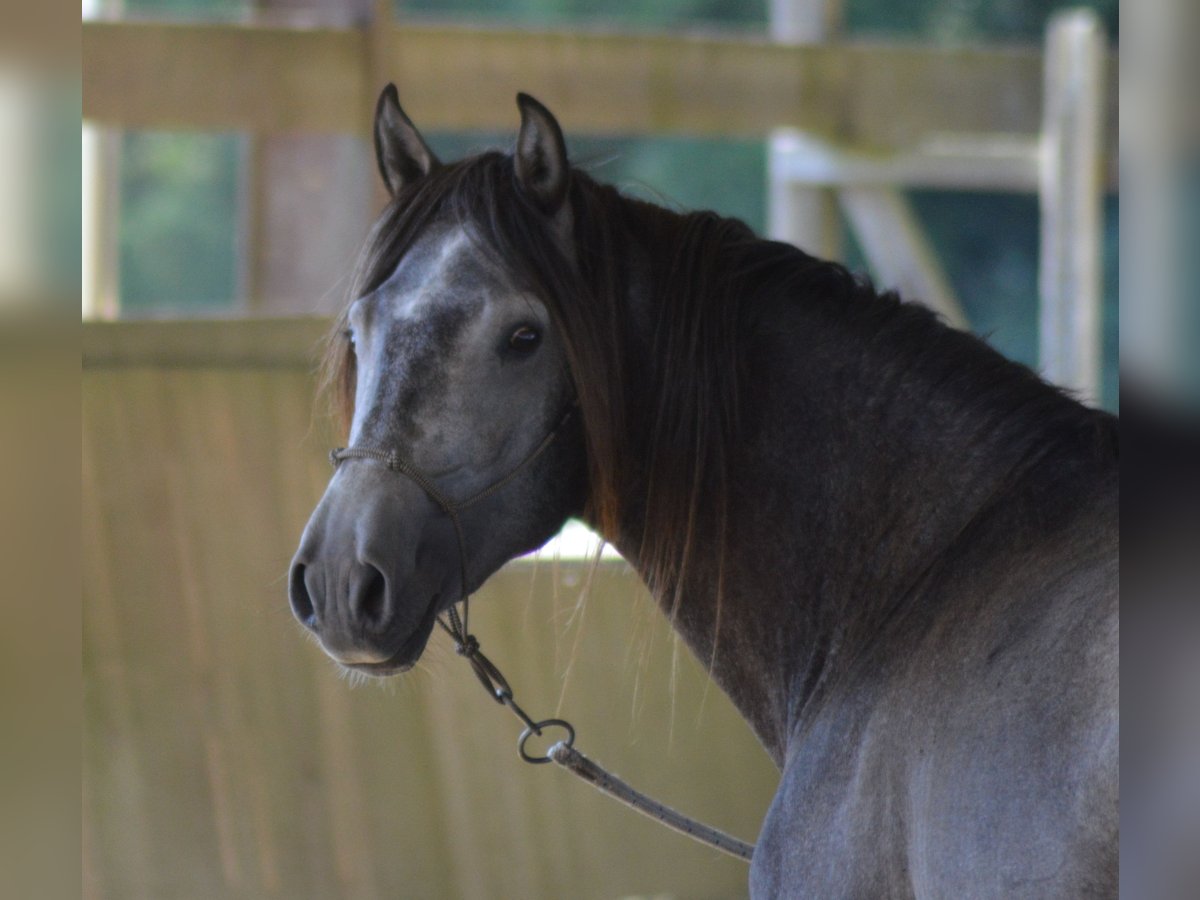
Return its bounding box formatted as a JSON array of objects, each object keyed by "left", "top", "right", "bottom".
[{"left": 767, "top": 8, "right": 1108, "bottom": 404}]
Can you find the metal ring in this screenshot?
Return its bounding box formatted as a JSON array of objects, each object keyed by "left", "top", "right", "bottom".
[{"left": 517, "top": 718, "right": 576, "bottom": 764}]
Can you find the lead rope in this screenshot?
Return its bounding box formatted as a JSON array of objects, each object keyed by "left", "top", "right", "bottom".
[
  {"left": 442, "top": 620, "right": 755, "bottom": 862},
  {"left": 330, "top": 407, "right": 755, "bottom": 863}
]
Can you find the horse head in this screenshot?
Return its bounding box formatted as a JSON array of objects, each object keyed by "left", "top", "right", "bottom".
[{"left": 288, "top": 86, "right": 587, "bottom": 675}]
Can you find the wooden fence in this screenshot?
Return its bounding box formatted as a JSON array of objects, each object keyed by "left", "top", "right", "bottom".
[
  {"left": 82, "top": 19, "right": 1117, "bottom": 163},
  {"left": 82, "top": 318, "right": 778, "bottom": 899}
]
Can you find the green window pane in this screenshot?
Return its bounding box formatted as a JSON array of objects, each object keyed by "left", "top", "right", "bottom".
[
  {"left": 121, "top": 0, "right": 250, "bottom": 19},
  {"left": 845, "top": 0, "right": 1117, "bottom": 42},
  {"left": 399, "top": 0, "right": 765, "bottom": 29},
  {"left": 118, "top": 131, "right": 242, "bottom": 316}
]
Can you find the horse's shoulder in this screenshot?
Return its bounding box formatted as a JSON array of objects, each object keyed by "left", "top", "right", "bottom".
[{"left": 750, "top": 490, "right": 1118, "bottom": 898}]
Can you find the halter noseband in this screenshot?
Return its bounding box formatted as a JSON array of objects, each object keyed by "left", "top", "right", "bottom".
[{"left": 328, "top": 403, "right": 577, "bottom": 648}]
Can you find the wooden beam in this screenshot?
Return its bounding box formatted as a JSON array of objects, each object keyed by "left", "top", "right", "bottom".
[
  {"left": 83, "top": 22, "right": 368, "bottom": 133},
  {"left": 83, "top": 21, "right": 1119, "bottom": 162},
  {"left": 82, "top": 317, "right": 332, "bottom": 369}
]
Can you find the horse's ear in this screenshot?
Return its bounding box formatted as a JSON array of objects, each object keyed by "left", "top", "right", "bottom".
[
  {"left": 514, "top": 93, "right": 570, "bottom": 213},
  {"left": 374, "top": 84, "right": 439, "bottom": 197}
]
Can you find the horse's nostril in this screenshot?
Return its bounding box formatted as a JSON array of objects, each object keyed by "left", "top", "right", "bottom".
[
  {"left": 353, "top": 564, "right": 389, "bottom": 628},
  {"left": 289, "top": 563, "right": 318, "bottom": 630}
]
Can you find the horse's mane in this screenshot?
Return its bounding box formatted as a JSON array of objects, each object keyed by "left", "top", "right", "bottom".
[{"left": 321, "top": 149, "right": 1114, "bottom": 625}]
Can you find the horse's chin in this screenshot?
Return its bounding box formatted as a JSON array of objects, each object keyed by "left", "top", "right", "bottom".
[
  {"left": 343, "top": 659, "right": 415, "bottom": 678},
  {"left": 336, "top": 593, "right": 442, "bottom": 678}
]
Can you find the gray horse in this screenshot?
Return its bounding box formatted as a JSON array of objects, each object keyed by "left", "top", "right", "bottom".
[{"left": 289, "top": 86, "right": 1118, "bottom": 898}]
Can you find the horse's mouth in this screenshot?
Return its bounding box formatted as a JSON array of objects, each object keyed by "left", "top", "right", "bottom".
[{"left": 341, "top": 592, "right": 442, "bottom": 677}]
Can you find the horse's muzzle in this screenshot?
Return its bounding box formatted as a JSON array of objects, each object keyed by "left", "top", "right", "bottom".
[{"left": 288, "top": 554, "right": 443, "bottom": 673}]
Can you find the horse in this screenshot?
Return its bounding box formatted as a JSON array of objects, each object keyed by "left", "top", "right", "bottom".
[{"left": 288, "top": 85, "right": 1119, "bottom": 898}]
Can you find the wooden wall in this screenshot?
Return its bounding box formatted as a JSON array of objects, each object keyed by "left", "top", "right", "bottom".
[{"left": 82, "top": 319, "right": 777, "bottom": 900}]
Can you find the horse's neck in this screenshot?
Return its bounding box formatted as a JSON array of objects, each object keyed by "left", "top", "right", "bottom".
[{"left": 602, "top": 216, "right": 1113, "bottom": 764}]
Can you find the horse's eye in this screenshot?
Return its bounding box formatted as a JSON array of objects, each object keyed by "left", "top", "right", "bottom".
[
  {"left": 508, "top": 325, "right": 542, "bottom": 353},
  {"left": 342, "top": 328, "right": 356, "bottom": 347}
]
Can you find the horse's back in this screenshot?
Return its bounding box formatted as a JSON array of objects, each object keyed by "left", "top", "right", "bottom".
[{"left": 752, "top": 464, "right": 1118, "bottom": 899}]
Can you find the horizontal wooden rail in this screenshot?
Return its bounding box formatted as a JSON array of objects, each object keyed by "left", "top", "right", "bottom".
[
  {"left": 82, "top": 317, "right": 331, "bottom": 368},
  {"left": 83, "top": 20, "right": 1118, "bottom": 160}
]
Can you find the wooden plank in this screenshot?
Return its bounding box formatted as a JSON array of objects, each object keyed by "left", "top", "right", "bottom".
[
  {"left": 83, "top": 22, "right": 368, "bottom": 133},
  {"left": 83, "top": 20, "right": 1119, "bottom": 161},
  {"left": 1038, "top": 10, "right": 1105, "bottom": 404},
  {"left": 82, "top": 317, "right": 331, "bottom": 369}
]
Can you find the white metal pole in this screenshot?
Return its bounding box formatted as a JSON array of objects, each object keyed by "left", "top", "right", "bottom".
[
  {"left": 766, "top": 0, "right": 844, "bottom": 260},
  {"left": 82, "top": 0, "right": 121, "bottom": 319},
  {"left": 1039, "top": 9, "right": 1106, "bottom": 404}
]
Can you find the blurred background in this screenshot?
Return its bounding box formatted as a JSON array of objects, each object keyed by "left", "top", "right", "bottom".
[
  {"left": 80, "top": 0, "right": 1122, "bottom": 409},
  {"left": 0, "top": 0, "right": 1191, "bottom": 896}
]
